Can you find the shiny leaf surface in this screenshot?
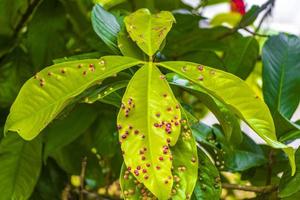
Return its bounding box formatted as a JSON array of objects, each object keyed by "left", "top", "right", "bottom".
[
  {"left": 0, "top": 134, "right": 42, "bottom": 199},
  {"left": 117, "top": 63, "right": 181, "bottom": 199},
  {"left": 158, "top": 61, "right": 295, "bottom": 174},
  {"left": 5, "top": 56, "right": 141, "bottom": 140},
  {"left": 262, "top": 33, "right": 300, "bottom": 136}
]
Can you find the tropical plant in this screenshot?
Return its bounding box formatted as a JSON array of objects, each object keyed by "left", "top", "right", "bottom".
[{"left": 0, "top": 0, "right": 299, "bottom": 200}]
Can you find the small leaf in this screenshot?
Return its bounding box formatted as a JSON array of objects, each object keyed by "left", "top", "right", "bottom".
[
  {"left": 192, "top": 148, "right": 221, "bottom": 200},
  {"left": 158, "top": 61, "right": 296, "bottom": 174},
  {"left": 124, "top": 9, "right": 175, "bottom": 56},
  {"left": 262, "top": 33, "right": 300, "bottom": 136},
  {"left": 117, "top": 63, "right": 181, "bottom": 199},
  {"left": 0, "top": 133, "right": 42, "bottom": 199},
  {"left": 91, "top": 4, "right": 121, "bottom": 53},
  {"left": 238, "top": 5, "right": 260, "bottom": 28},
  {"left": 5, "top": 56, "right": 141, "bottom": 140},
  {"left": 83, "top": 80, "right": 128, "bottom": 104}
]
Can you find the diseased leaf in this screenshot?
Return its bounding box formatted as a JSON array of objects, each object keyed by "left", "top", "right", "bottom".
[
  {"left": 43, "top": 104, "right": 98, "bottom": 160},
  {"left": 91, "top": 4, "right": 121, "bottom": 53},
  {"left": 124, "top": 9, "right": 175, "bottom": 56},
  {"left": 192, "top": 149, "right": 221, "bottom": 200},
  {"left": 158, "top": 61, "right": 296, "bottom": 174},
  {"left": 5, "top": 56, "right": 141, "bottom": 140},
  {"left": 192, "top": 123, "right": 266, "bottom": 172},
  {"left": 120, "top": 119, "right": 198, "bottom": 200},
  {"left": 0, "top": 133, "right": 42, "bottom": 199},
  {"left": 262, "top": 33, "right": 300, "bottom": 136},
  {"left": 167, "top": 73, "right": 242, "bottom": 144},
  {"left": 117, "top": 63, "right": 181, "bottom": 199}
]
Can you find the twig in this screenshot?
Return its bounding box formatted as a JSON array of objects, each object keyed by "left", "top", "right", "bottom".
[
  {"left": 80, "top": 156, "right": 88, "bottom": 200},
  {"left": 266, "top": 149, "right": 275, "bottom": 185},
  {"left": 243, "top": 28, "right": 270, "bottom": 37},
  {"left": 255, "top": 0, "right": 276, "bottom": 32},
  {"left": 222, "top": 183, "right": 278, "bottom": 194},
  {"left": 0, "top": 0, "right": 42, "bottom": 60}
]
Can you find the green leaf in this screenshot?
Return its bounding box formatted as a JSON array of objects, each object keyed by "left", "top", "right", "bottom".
[
  {"left": 262, "top": 33, "right": 300, "bottom": 136},
  {"left": 5, "top": 56, "right": 141, "bottom": 140},
  {"left": 26, "top": 0, "right": 68, "bottom": 69},
  {"left": 191, "top": 122, "right": 266, "bottom": 172},
  {"left": 117, "top": 29, "right": 145, "bottom": 60},
  {"left": 178, "top": 50, "right": 225, "bottom": 71},
  {"left": 117, "top": 63, "right": 181, "bottom": 199},
  {"left": 0, "top": 133, "right": 42, "bottom": 199},
  {"left": 211, "top": 12, "right": 242, "bottom": 27},
  {"left": 94, "top": 0, "right": 126, "bottom": 9},
  {"left": 120, "top": 119, "right": 198, "bottom": 200},
  {"left": 91, "top": 4, "right": 121, "bottom": 53},
  {"left": 238, "top": 5, "right": 260, "bottom": 28},
  {"left": 30, "top": 160, "right": 67, "bottom": 200},
  {"left": 124, "top": 9, "right": 175, "bottom": 56},
  {"left": 170, "top": 119, "right": 198, "bottom": 199},
  {"left": 83, "top": 80, "right": 128, "bottom": 104},
  {"left": 43, "top": 104, "right": 98, "bottom": 160},
  {"left": 167, "top": 73, "right": 242, "bottom": 144},
  {"left": 0, "top": 48, "right": 32, "bottom": 107},
  {"left": 279, "top": 149, "right": 300, "bottom": 198},
  {"left": 192, "top": 148, "right": 221, "bottom": 200},
  {"left": 158, "top": 61, "right": 296, "bottom": 174},
  {"left": 223, "top": 36, "right": 259, "bottom": 79}
]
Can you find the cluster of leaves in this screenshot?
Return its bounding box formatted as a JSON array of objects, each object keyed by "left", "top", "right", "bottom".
[{"left": 0, "top": 0, "right": 299, "bottom": 199}]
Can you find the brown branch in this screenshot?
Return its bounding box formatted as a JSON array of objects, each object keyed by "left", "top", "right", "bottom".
[
  {"left": 13, "top": 0, "right": 42, "bottom": 38},
  {"left": 243, "top": 28, "right": 270, "bottom": 37},
  {"left": 80, "top": 156, "right": 88, "bottom": 200},
  {"left": 222, "top": 183, "right": 278, "bottom": 194}
]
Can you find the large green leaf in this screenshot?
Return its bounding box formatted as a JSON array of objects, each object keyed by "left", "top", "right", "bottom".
[
  {"left": 124, "top": 9, "right": 175, "bottom": 56},
  {"left": 0, "top": 133, "right": 42, "bottom": 199},
  {"left": 262, "top": 33, "right": 300, "bottom": 136},
  {"left": 120, "top": 119, "right": 198, "bottom": 200},
  {"left": 91, "top": 4, "right": 121, "bottom": 53},
  {"left": 117, "top": 63, "right": 181, "bottom": 199},
  {"left": 167, "top": 73, "right": 242, "bottom": 144},
  {"left": 223, "top": 36, "right": 259, "bottom": 79},
  {"left": 158, "top": 61, "right": 296, "bottom": 174},
  {"left": 43, "top": 104, "right": 98, "bottom": 160},
  {"left": 4, "top": 56, "right": 141, "bottom": 140}
]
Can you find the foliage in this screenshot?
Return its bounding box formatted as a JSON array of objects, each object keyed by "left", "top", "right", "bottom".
[{"left": 0, "top": 0, "right": 299, "bottom": 199}]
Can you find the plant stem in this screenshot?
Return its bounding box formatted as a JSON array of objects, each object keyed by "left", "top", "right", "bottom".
[
  {"left": 80, "top": 156, "right": 88, "bottom": 200},
  {"left": 222, "top": 183, "right": 278, "bottom": 194}
]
